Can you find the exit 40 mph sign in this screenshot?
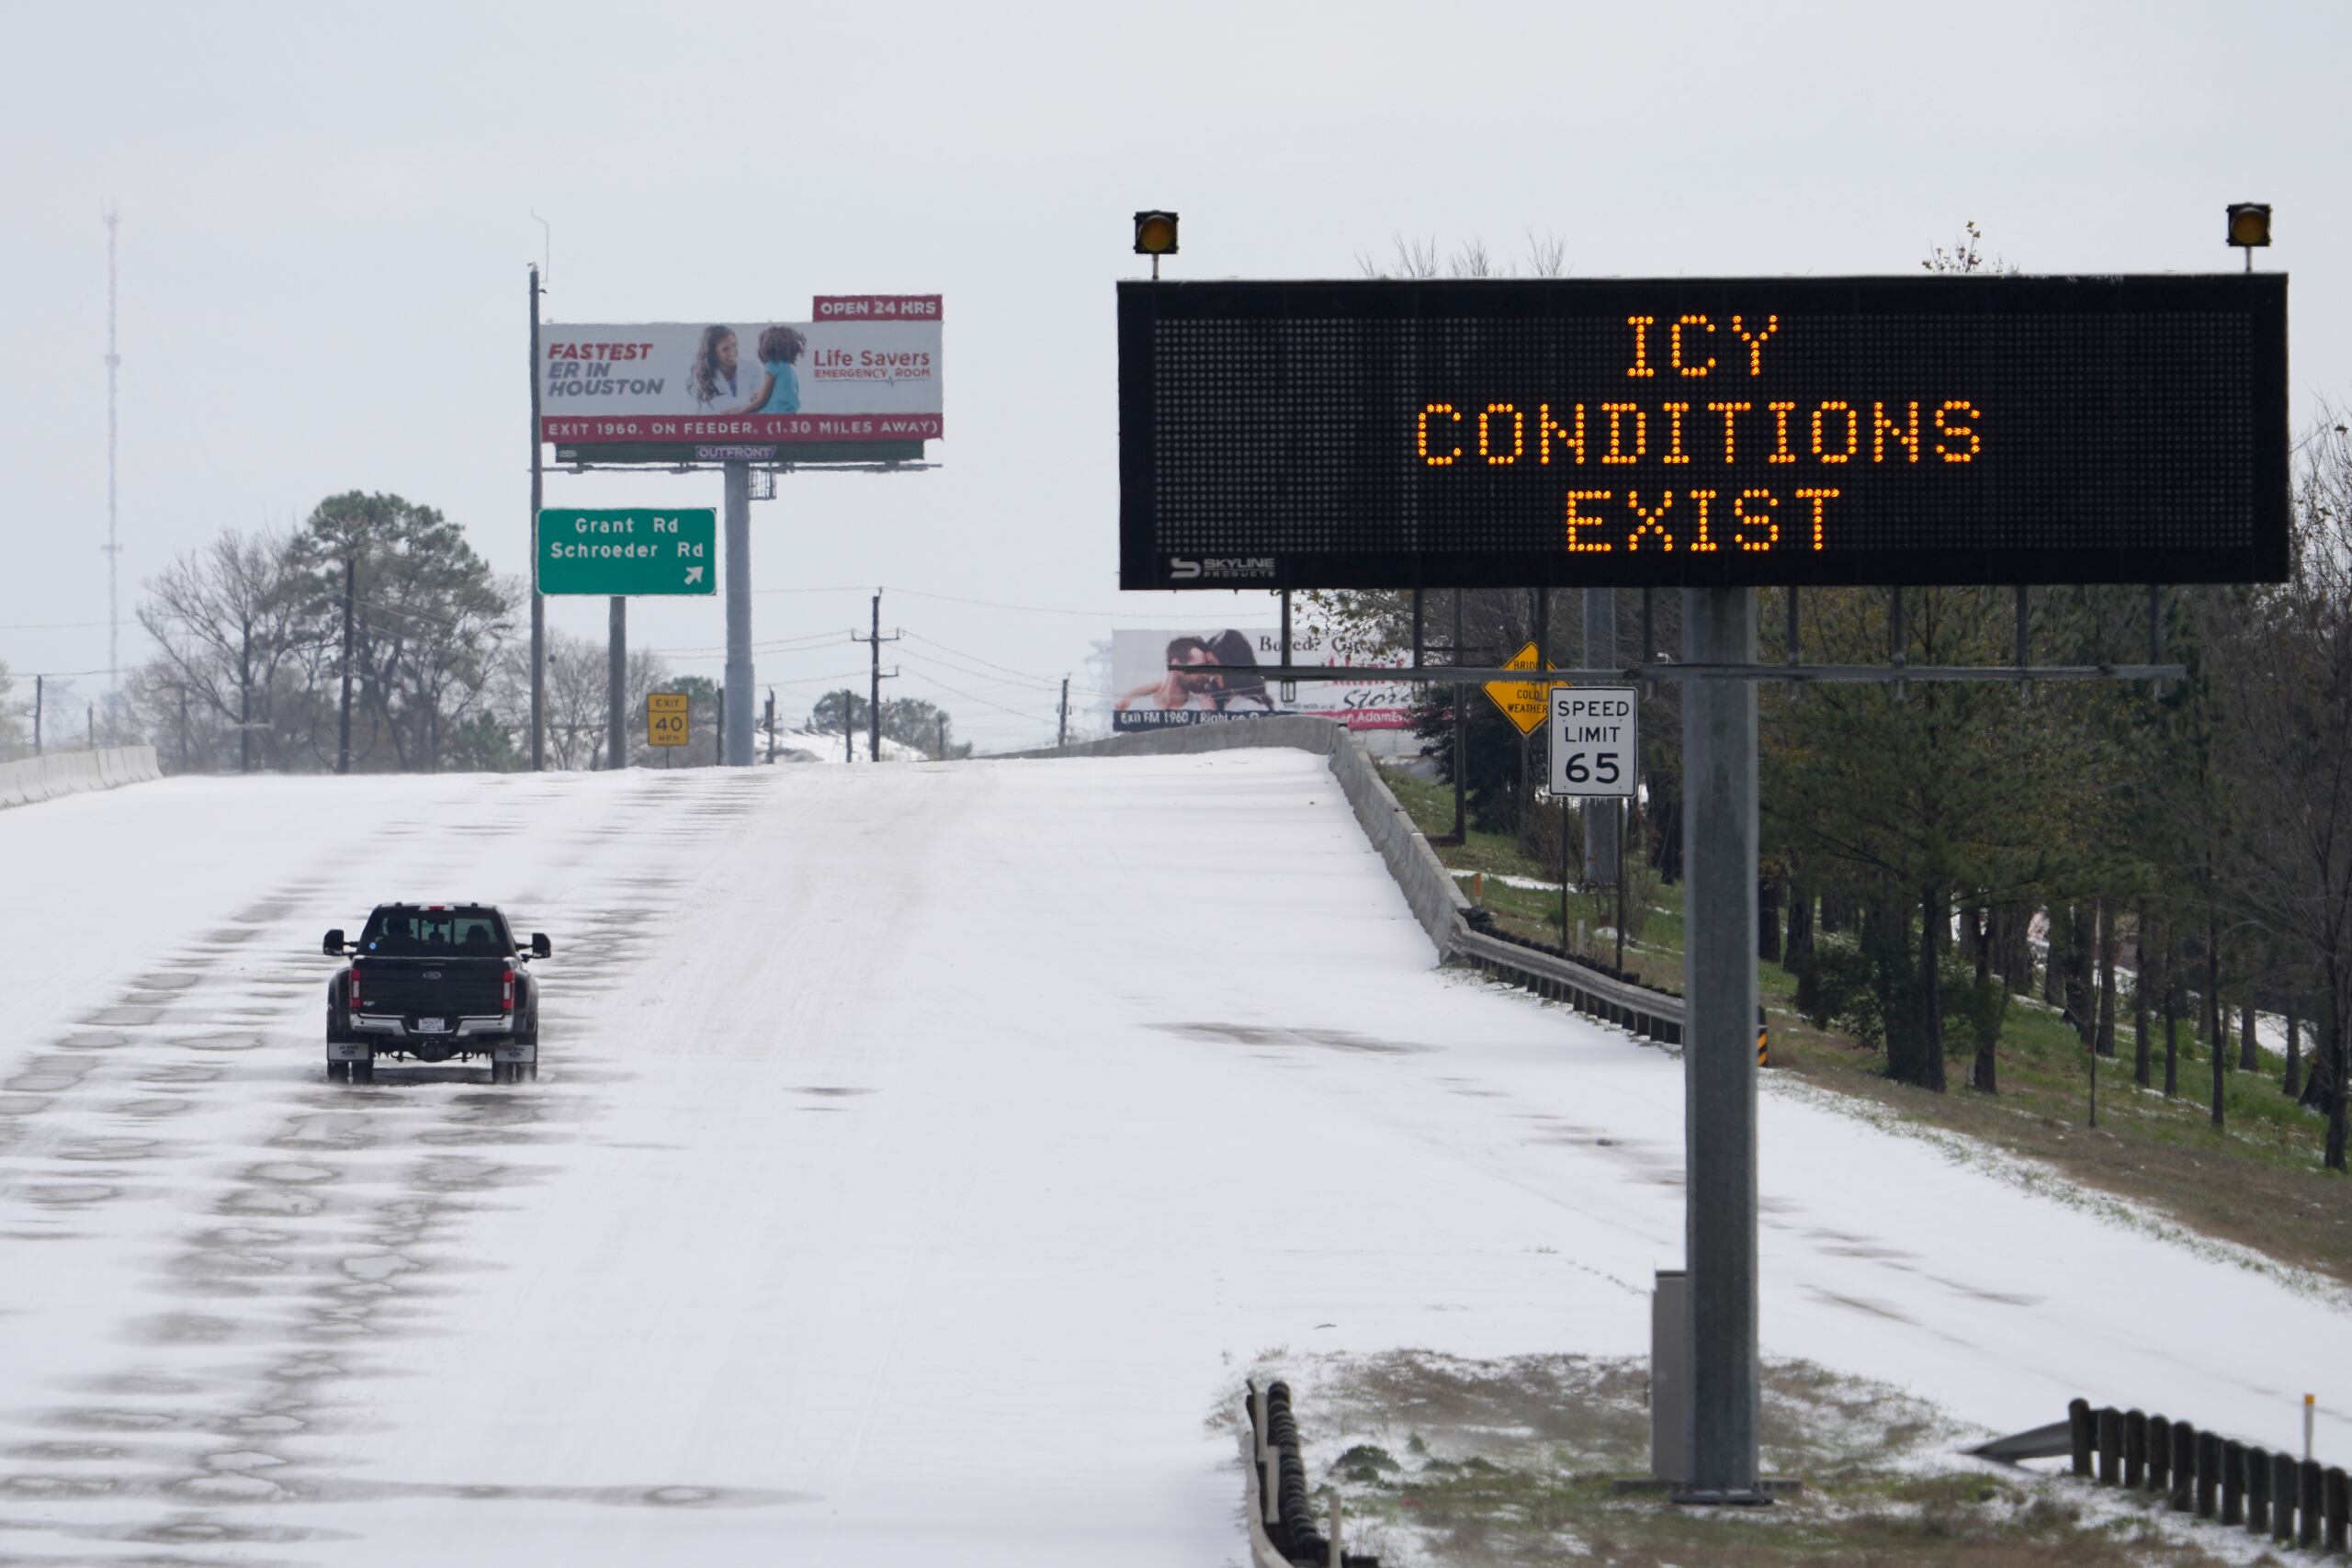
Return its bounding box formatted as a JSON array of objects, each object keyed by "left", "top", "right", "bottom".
[{"left": 1549, "top": 686, "right": 1636, "bottom": 797}]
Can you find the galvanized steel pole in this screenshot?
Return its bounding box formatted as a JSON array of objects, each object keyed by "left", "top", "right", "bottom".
[
  {"left": 606, "top": 595, "right": 626, "bottom": 771},
  {"left": 1679, "top": 586, "right": 1763, "bottom": 1504},
  {"left": 722, "top": 460, "right": 753, "bottom": 766},
  {"left": 527, "top": 265, "right": 546, "bottom": 773}
]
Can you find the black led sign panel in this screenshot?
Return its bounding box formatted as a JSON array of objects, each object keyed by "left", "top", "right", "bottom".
[{"left": 1117, "top": 276, "right": 2289, "bottom": 590}]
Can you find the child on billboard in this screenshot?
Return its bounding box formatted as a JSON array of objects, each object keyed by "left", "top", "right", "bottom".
[{"left": 729, "top": 325, "right": 808, "bottom": 416}]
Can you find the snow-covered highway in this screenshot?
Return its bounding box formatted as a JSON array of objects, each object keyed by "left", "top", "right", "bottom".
[{"left": 0, "top": 751, "right": 2345, "bottom": 1565}]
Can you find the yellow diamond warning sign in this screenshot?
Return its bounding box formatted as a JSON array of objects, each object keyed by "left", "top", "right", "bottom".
[{"left": 1483, "top": 641, "right": 1550, "bottom": 736}]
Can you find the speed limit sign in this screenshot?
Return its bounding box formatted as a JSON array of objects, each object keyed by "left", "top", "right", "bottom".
[{"left": 1548, "top": 686, "right": 1636, "bottom": 797}]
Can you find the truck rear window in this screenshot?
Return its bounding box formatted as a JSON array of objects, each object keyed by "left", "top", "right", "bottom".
[{"left": 361, "top": 908, "right": 509, "bottom": 956}]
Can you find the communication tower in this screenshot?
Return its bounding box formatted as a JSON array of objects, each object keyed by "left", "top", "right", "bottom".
[{"left": 102, "top": 204, "right": 122, "bottom": 700}]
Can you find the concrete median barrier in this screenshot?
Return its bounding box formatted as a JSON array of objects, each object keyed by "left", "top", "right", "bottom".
[{"left": 0, "top": 747, "right": 160, "bottom": 811}]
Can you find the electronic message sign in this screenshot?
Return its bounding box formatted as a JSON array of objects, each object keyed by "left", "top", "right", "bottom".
[{"left": 1117, "top": 276, "right": 2288, "bottom": 590}]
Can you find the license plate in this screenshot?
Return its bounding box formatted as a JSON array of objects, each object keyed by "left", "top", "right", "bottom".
[{"left": 414, "top": 1017, "right": 449, "bottom": 1034}]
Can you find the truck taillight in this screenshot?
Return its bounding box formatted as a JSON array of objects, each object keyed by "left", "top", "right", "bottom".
[
  {"left": 347, "top": 967, "right": 361, "bottom": 1010},
  {"left": 502, "top": 967, "right": 515, "bottom": 1013}
]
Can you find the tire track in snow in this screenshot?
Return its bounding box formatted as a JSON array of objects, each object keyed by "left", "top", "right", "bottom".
[{"left": 0, "top": 774, "right": 809, "bottom": 1560}]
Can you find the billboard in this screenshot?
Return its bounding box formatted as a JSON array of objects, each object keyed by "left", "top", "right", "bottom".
[
  {"left": 540, "top": 296, "right": 942, "bottom": 454},
  {"left": 1110, "top": 626, "right": 1412, "bottom": 732},
  {"left": 1116, "top": 276, "right": 2289, "bottom": 590}
]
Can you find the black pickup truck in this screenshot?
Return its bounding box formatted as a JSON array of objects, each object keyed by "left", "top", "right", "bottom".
[{"left": 322, "top": 904, "right": 551, "bottom": 1084}]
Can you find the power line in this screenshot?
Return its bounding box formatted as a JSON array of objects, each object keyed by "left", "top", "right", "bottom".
[
  {"left": 889, "top": 668, "right": 1059, "bottom": 725},
  {"left": 900, "top": 630, "right": 1063, "bottom": 685},
  {"left": 897, "top": 649, "right": 1063, "bottom": 694},
  {"left": 640, "top": 630, "right": 852, "bottom": 657},
  {"left": 743, "top": 581, "right": 1172, "bottom": 619},
  {"left": 888, "top": 586, "right": 1145, "bottom": 618}
]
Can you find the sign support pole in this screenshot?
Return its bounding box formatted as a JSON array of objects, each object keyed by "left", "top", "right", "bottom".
[
  {"left": 1585, "top": 588, "right": 1619, "bottom": 886},
  {"left": 722, "top": 460, "right": 753, "bottom": 767},
  {"left": 528, "top": 265, "right": 545, "bottom": 773},
  {"left": 1679, "top": 585, "right": 1763, "bottom": 1504},
  {"left": 1451, "top": 591, "right": 1466, "bottom": 843},
  {"left": 607, "top": 595, "right": 626, "bottom": 771}
]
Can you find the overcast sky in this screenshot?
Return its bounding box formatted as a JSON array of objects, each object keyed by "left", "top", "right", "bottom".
[{"left": 4, "top": 1, "right": 2346, "bottom": 749}]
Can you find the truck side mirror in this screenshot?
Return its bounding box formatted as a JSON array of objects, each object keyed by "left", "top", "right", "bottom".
[
  {"left": 531, "top": 933, "right": 552, "bottom": 959},
  {"left": 322, "top": 929, "right": 345, "bottom": 956}
]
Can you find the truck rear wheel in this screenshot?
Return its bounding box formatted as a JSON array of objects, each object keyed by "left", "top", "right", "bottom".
[
  {"left": 327, "top": 1061, "right": 350, "bottom": 1083},
  {"left": 348, "top": 1056, "right": 375, "bottom": 1085}
]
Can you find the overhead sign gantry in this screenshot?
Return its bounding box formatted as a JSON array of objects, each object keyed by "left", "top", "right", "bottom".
[{"left": 1116, "top": 267, "right": 2289, "bottom": 1506}]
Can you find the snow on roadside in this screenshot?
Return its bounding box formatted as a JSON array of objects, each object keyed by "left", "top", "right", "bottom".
[{"left": 0, "top": 752, "right": 2345, "bottom": 1566}]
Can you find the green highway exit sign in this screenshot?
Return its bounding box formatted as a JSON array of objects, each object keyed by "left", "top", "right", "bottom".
[{"left": 537, "top": 508, "right": 716, "bottom": 595}]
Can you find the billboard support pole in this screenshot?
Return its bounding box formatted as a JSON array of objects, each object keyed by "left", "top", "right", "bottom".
[
  {"left": 1585, "top": 588, "right": 1619, "bottom": 886},
  {"left": 528, "top": 265, "right": 545, "bottom": 773},
  {"left": 722, "top": 460, "right": 753, "bottom": 766},
  {"left": 1678, "top": 585, "right": 1764, "bottom": 1505},
  {"left": 607, "top": 595, "right": 626, "bottom": 771}
]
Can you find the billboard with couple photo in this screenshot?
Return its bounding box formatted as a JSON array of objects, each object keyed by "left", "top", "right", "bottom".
[
  {"left": 1110, "top": 626, "right": 1412, "bottom": 732},
  {"left": 538, "top": 296, "right": 943, "bottom": 446}
]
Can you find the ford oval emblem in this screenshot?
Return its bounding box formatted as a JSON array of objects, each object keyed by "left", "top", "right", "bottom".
[{"left": 424, "top": 970, "right": 442, "bottom": 980}]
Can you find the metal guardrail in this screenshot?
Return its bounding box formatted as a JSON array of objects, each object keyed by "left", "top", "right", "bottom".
[
  {"left": 1007, "top": 716, "right": 1719, "bottom": 1049},
  {"left": 1451, "top": 924, "right": 1686, "bottom": 1044},
  {"left": 2053, "top": 1396, "right": 2350, "bottom": 1551},
  {"left": 1243, "top": 1381, "right": 1377, "bottom": 1568}
]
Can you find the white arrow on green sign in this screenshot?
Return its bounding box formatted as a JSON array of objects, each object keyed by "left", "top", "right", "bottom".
[{"left": 537, "top": 508, "right": 717, "bottom": 596}]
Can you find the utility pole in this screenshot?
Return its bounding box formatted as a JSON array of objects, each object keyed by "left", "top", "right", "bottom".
[
  {"left": 527, "top": 264, "right": 545, "bottom": 772},
  {"left": 336, "top": 554, "right": 355, "bottom": 774},
  {"left": 842, "top": 690, "right": 854, "bottom": 763},
  {"left": 765, "top": 689, "right": 776, "bottom": 764},
  {"left": 101, "top": 204, "right": 122, "bottom": 703},
  {"left": 31, "top": 676, "right": 40, "bottom": 754},
  {"left": 852, "top": 592, "right": 899, "bottom": 761},
  {"left": 1057, "top": 676, "right": 1070, "bottom": 748},
  {"left": 935, "top": 712, "right": 946, "bottom": 759},
  {"left": 238, "top": 617, "right": 253, "bottom": 774}
]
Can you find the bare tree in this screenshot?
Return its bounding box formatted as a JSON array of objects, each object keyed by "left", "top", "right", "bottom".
[
  {"left": 525, "top": 629, "right": 672, "bottom": 771},
  {"left": 0, "top": 661, "right": 19, "bottom": 758},
  {"left": 2199, "top": 414, "right": 2352, "bottom": 1168},
  {"left": 136, "top": 527, "right": 318, "bottom": 773},
  {"left": 1357, "top": 232, "right": 1569, "bottom": 281}
]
